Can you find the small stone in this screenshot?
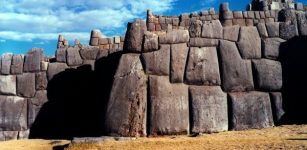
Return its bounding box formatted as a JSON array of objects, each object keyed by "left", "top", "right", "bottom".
[
  {"left": 185, "top": 47, "right": 220, "bottom": 85},
  {"left": 91, "top": 29, "right": 101, "bottom": 38},
  {"left": 114, "top": 37, "right": 120, "bottom": 44},
  {"left": 170, "top": 43, "right": 188, "bottom": 83},
  {"left": 40, "top": 61, "right": 48, "bottom": 71},
  {"left": 142, "top": 45, "right": 170, "bottom": 75},
  {"left": 252, "top": 59, "right": 282, "bottom": 91}
]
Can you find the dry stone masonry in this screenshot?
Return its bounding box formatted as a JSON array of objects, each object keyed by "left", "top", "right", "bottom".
[{"left": 0, "top": 0, "right": 306, "bottom": 141}]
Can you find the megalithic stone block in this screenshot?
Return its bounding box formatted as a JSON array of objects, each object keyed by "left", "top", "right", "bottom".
[
  {"left": 143, "top": 31, "right": 159, "bottom": 52},
  {"left": 279, "top": 22, "right": 299, "bottom": 40},
  {"left": 28, "top": 90, "right": 48, "bottom": 127},
  {"left": 0, "top": 96, "right": 27, "bottom": 131},
  {"left": 201, "top": 20, "right": 223, "bottom": 39},
  {"left": 105, "top": 54, "right": 147, "bottom": 137},
  {"left": 229, "top": 92, "right": 274, "bottom": 130},
  {"left": 24, "top": 48, "right": 43, "bottom": 72},
  {"left": 149, "top": 75, "right": 189, "bottom": 135},
  {"left": 237, "top": 26, "right": 261, "bottom": 59},
  {"left": 1, "top": 53, "right": 12, "bottom": 75},
  {"left": 262, "top": 38, "right": 285, "bottom": 59},
  {"left": 189, "top": 20, "right": 202, "bottom": 38},
  {"left": 142, "top": 44, "right": 170, "bottom": 75},
  {"left": 66, "top": 47, "right": 83, "bottom": 66},
  {"left": 219, "top": 40, "right": 254, "bottom": 92},
  {"left": 170, "top": 43, "right": 188, "bottom": 83},
  {"left": 252, "top": 59, "right": 282, "bottom": 91},
  {"left": 0, "top": 75, "right": 16, "bottom": 95},
  {"left": 80, "top": 46, "right": 99, "bottom": 60},
  {"left": 297, "top": 13, "right": 307, "bottom": 36},
  {"left": 56, "top": 48, "right": 67, "bottom": 62},
  {"left": 270, "top": 92, "right": 285, "bottom": 124},
  {"left": 185, "top": 47, "right": 221, "bottom": 85},
  {"left": 10, "top": 55, "right": 24, "bottom": 74},
  {"left": 223, "top": 25, "right": 240, "bottom": 42},
  {"left": 17, "top": 73, "right": 36, "bottom": 98},
  {"left": 159, "top": 30, "right": 189, "bottom": 44},
  {"left": 189, "top": 86, "right": 228, "bottom": 133},
  {"left": 47, "top": 63, "right": 68, "bottom": 80},
  {"left": 124, "top": 20, "right": 147, "bottom": 52}
]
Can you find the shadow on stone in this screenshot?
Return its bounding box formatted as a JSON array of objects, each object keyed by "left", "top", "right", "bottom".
[
  {"left": 29, "top": 52, "right": 122, "bottom": 140},
  {"left": 279, "top": 36, "right": 307, "bottom": 124}
]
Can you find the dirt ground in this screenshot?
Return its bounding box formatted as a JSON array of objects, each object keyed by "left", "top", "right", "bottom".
[{"left": 0, "top": 125, "right": 307, "bottom": 150}]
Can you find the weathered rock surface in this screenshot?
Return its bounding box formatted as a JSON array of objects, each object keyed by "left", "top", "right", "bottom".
[
  {"left": 185, "top": 47, "right": 220, "bottom": 85},
  {"left": 0, "top": 131, "right": 18, "bottom": 141},
  {"left": 56, "top": 48, "right": 66, "bottom": 62},
  {"left": 143, "top": 31, "right": 159, "bottom": 52},
  {"left": 0, "top": 75, "right": 16, "bottom": 95},
  {"left": 142, "top": 45, "right": 170, "bottom": 75},
  {"left": 72, "top": 136, "right": 136, "bottom": 144},
  {"left": 201, "top": 20, "right": 223, "bottom": 39},
  {"left": 124, "top": 20, "right": 147, "bottom": 52},
  {"left": 159, "top": 30, "right": 189, "bottom": 44},
  {"left": 189, "top": 38, "right": 219, "bottom": 47},
  {"left": 149, "top": 76, "right": 189, "bottom": 135},
  {"left": 219, "top": 40, "right": 254, "bottom": 92},
  {"left": 28, "top": 90, "right": 48, "bottom": 127},
  {"left": 47, "top": 63, "right": 68, "bottom": 80},
  {"left": 252, "top": 59, "right": 282, "bottom": 91},
  {"left": 189, "top": 20, "right": 202, "bottom": 38},
  {"left": 105, "top": 54, "right": 147, "bottom": 137},
  {"left": 10, "top": 55, "right": 23, "bottom": 74},
  {"left": 229, "top": 92, "right": 274, "bottom": 130},
  {"left": 237, "top": 27, "right": 261, "bottom": 59},
  {"left": 170, "top": 43, "right": 188, "bottom": 83},
  {"left": 223, "top": 25, "right": 240, "bottom": 42},
  {"left": 269, "top": 92, "right": 285, "bottom": 124},
  {"left": 0, "top": 96, "right": 27, "bottom": 131},
  {"left": 35, "top": 72, "right": 48, "bottom": 90},
  {"left": 80, "top": 46, "right": 99, "bottom": 60},
  {"left": 17, "top": 73, "right": 36, "bottom": 98},
  {"left": 66, "top": 47, "right": 83, "bottom": 66},
  {"left": 262, "top": 38, "right": 285, "bottom": 59},
  {"left": 24, "top": 48, "right": 43, "bottom": 72},
  {"left": 266, "top": 22, "right": 279, "bottom": 37},
  {"left": 1, "top": 54, "right": 12, "bottom": 75},
  {"left": 189, "top": 86, "right": 228, "bottom": 133},
  {"left": 297, "top": 13, "right": 307, "bottom": 36},
  {"left": 256, "top": 23, "right": 268, "bottom": 38},
  {"left": 279, "top": 22, "right": 299, "bottom": 40}
]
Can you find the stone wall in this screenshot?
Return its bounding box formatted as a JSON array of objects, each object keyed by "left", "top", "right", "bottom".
[{"left": 0, "top": 2, "right": 306, "bottom": 140}]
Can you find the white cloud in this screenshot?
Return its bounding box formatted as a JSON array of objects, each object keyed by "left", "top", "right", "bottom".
[
  {"left": 0, "top": 0, "right": 175, "bottom": 42},
  {"left": 0, "top": 39, "right": 6, "bottom": 43}
]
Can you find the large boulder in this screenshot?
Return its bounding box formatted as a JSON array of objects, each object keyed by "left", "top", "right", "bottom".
[
  {"left": 35, "top": 72, "right": 48, "bottom": 90},
  {"left": 159, "top": 30, "right": 189, "bottom": 44},
  {"left": 229, "top": 92, "right": 274, "bottom": 130},
  {"left": 223, "top": 25, "right": 240, "bottom": 42},
  {"left": 170, "top": 43, "right": 188, "bottom": 83},
  {"left": 189, "top": 38, "right": 219, "bottom": 47},
  {"left": 1, "top": 54, "right": 12, "bottom": 75},
  {"left": 0, "top": 96, "right": 27, "bottom": 131},
  {"left": 47, "top": 63, "right": 68, "bottom": 80},
  {"left": 149, "top": 76, "right": 189, "bottom": 135},
  {"left": 201, "top": 20, "right": 223, "bottom": 39},
  {"left": 10, "top": 55, "right": 24, "bottom": 74},
  {"left": 270, "top": 92, "right": 285, "bottom": 124},
  {"left": 252, "top": 59, "right": 282, "bottom": 91},
  {"left": 143, "top": 31, "right": 159, "bottom": 52},
  {"left": 105, "top": 54, "right": 147, "bottom": 137},
  {"left": 262, "top": 38, "right": 285, "bottom": 59},
  {"left": 0, "top": 131, "right": 18, "bottom": 141},
  {"left": 0, "top": 75, "right": 16, "bottom": 95},
  {"left": 279, "top": 22, "right": 299, "bottom": 40},
  {"left": 219, "top": 40, "right": 254, "bottom": 92},
  {"left": 297, "top": 13, "right": 307, "bottom": 36},
  {"left": 24, "top": 48, "right": 43, "bottom": 72},
  {"left": 28, "top": 90, "right": 48, "bottom": 127},
  {"left": 237, "top": 27, "right": 261, "bottom": 59},
  {"left": 189, "top": 86, "right": 228, "bottom": 133},
  {"left": 189, "top": 20, "right": 202, "bottom": 38},
  {"left": 124, "top": 20, "right": 147, "bottom": 52},
  {"left": 66, "top": 47, "right": 83, "bottom": 66},
  {"left": 142, "top": 45, "right": 170, "bottom": 75},
  {"left": 55, "top": 48, "right": 67, "bottom": 62},
  {"left": 17, "top": 73, "right": 36, "bottom": 98},
  {"left": 185, "top": 47, "right": 220, "bottom": 85},
  {"left": 256, "top": 23, "right": 268, "bottom": 38},
  {"left": 266, "top": 22, "right": 279, "bottom": 37},
  {"left": 79, "top": 46, "right": 99, "bottom": 60}
]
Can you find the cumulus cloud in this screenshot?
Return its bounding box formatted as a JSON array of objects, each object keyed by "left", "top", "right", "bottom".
[{"left": 0, "top": 0, "right": 175, "bottom": 42}]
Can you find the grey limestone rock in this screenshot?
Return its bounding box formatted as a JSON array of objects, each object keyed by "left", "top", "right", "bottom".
[
  {"left": 270, "top": 92, "right": 285, "bottom": 124},
  {"left": 237, "top": 26, "right": 261, "bottom": 59},
  {"left": 66, "top": 47, "right": 83, "bottom": 66},
  {"left": 80, "top": 46, "right": 99, "bottom": 60},
  {"left": 189, "top": 38, "right": 219, "bottom": 47},
  {"left": 201, "top": 20, "right": 223, "bottom": 39},
  {"left": 170, "top": 43, "right": 188, "bottom": 83},
  {"left": 35, "top": 72, "right": 48, "bottom": 90},
  {"left": 143, "top": 31, "right": 159, "bottom": 52},
  {"left": 124, "top": 20, "right": 147, "bottom": 52},
  {"left": 56, "top": 48, "right": 67, "bottom": 62},
  {"left": 47, "top": 63, "right": 68, "bottom": 80},
  {"left": 1, "top": 54, "right": 12, "bottom": 75},
  {"left": 10, "top": 55, "right": 24, "bottom": 74},
  {"left": 223, "top": 25, "right": 240, "bottom": 42},
  {"left": 159, "top": 30, "right": 190, "bottom": 44},
  {"left": 142, "top": 44, "right": 170, "bottom": 75},
  {"left": 17, "top": 73, "right": 36, "bottom": 98},
  {"left": 262, "top": 38, "right": 285, "bottom": 59},
  {"left": 0, "top": 75, "right": 16, "bottom": 95},
  {"left": 189, "top": 20, "right": 202, "bottom": 38},
  {"left": 266, "top": 22, "right": 279, "bottom": 37},
  {"left": 24, "top": 48, "right": 43, "bottom": 72}
]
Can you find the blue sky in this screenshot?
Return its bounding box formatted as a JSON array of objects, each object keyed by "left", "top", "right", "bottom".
[{"left": 0, "top": 0, "right": 306, "bottom": 56}]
